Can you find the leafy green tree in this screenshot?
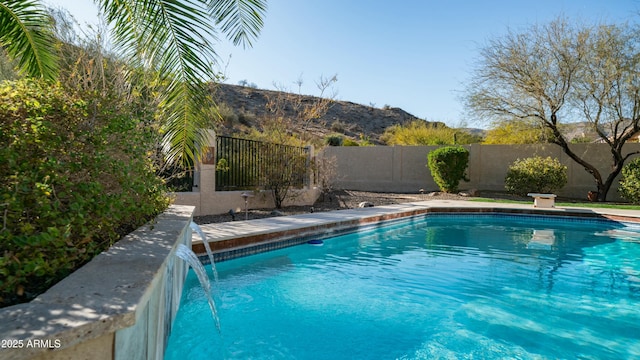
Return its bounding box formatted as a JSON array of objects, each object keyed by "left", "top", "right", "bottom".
[
  {"left": 466, "top": 18, "right": 640, "bottom": 201},
  {"left": 484, "top": 118, "right": 551, "bottom": 144},
  {"left": 0, "top": 0, "right": 267, "bottom": 166}
]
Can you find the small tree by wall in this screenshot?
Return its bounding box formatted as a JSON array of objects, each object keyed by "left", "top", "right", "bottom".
[
  {"left": 427, "top": 146, "right": 470, "bottom": 193},
  {"left": 260, "top": 147, "right": 309, "bottom": 208},
  {"left": 315, "top": 154, "right": 340, "bottom": 202}
]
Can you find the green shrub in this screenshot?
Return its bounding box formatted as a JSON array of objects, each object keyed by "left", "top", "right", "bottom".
[
  {"left": 342, "top": 138, "right": 359, "bottom": 146},
  {"left": 216, "top": 102, "right": 238, "bottom": 127},
  {"left": 325, "top": 134, "right": 344, "bottom": 146},
  {"left": 619, "top": 157, "right": 640, "bottom": 203},
  {"left": 381, "top": 120, "right": 481, "bottom": 145},
  {"left": 427, "top": 146, "right": 470, "bottom": 193},
  {"left": 0, "top": 80, "right": 170, "bottom": 307},
  {"left": 504, "top": 156, "right": 567, "bottom": 196}
]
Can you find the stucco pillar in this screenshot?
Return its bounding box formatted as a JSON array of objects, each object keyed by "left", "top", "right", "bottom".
[{"left": 196, "top": 129, "right": 217, "bottom": 195}]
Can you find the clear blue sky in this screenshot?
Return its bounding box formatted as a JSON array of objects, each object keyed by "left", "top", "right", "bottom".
[{"left": 46, "top": 0, "right": 639, "bottom": 128}]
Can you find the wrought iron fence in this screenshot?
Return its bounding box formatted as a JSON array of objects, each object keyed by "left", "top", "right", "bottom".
[{"left": 215, "top": 136, "right": 310, "bottom": 191}]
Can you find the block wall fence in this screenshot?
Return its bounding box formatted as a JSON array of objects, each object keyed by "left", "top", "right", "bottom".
[{"left": 320, "top": 143, "right": 640, "bottom": 201}]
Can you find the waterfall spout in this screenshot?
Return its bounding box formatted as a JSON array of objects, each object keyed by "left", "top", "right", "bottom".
[
  {"left": 190, "top": 221, "right": 219, "bottom": 282},
  {"left": 175, "top": 244, "right": 221, "bottom": 331}
]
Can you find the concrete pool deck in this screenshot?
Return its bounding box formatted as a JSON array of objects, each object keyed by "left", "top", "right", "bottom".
[{"left": 193, "top": 200, "right": 640, "bottom": 260}]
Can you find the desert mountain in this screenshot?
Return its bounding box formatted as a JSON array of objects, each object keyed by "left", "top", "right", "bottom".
[{"left": 212, "top": 83, "right": 447, "bottom": 145}]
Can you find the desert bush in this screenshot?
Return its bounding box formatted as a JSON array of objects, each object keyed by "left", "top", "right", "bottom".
[
  {"left": 237, "top": 111, "right": 255, "bottom": 126},
  {"left": 504, "top": 156, "right": 567, "bottom": 196},
  {"left": 0, "top": 80, "right": 170, "bottom": 307},
  {"left": 427, "top": 146, "right": 470, "bottom": 193},
  {"left": 342, "top": 138, "right": 360, "bottom": 146},
  {"left": 382, "top": 120, "right": 481, "bottom": 145},
  {"left": 330, "top": 120, "right": 346, "bottom": 133},
  {"left": 483, "top": 119, "right": 552, "bottom": 144},
  {"left": 325, "top": 134, "right": 344, "bottom": 146},
  {"left": 315, "top": 154, "right": 340, "bottom": 201},
  {"left": 618, "top": 157, "right": 640, "bottom": 203},
  {"left": 216, "top": 102, "right": 238, "bottom": 127},
  {"left": 358, "top": 134, "right": 374, "bottom": 146}
]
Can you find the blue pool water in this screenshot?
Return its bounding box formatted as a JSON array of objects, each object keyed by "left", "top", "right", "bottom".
[{"left": 165, "top": 215, "right": 640, "bottom": 359}]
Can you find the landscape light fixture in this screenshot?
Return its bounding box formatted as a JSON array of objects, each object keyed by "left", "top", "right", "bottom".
[{"left": 240, "top": 192, "right": 253, "bottom": 220}]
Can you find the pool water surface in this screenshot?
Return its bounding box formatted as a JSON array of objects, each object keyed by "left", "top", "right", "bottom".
[{"left": 165, "top": 214, "right": 640, "bottom": 359}]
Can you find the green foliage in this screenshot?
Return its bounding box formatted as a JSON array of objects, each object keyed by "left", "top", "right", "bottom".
[
  {"left": 0, "top": 0, "right": 58, "bottom": 79},
  {"left": 358, "top": 134, "right": 374, "bottom": 146},
  {"left": 618, "top": 158, "right": 640, "bottom": 203},
  {"left": 569, "top": 136, "right": 593, "bottom": 144},
  {"left": 325, "top": 134, "right": 344, "bottom": 146},
  {"left": 245, "top": 116, "right": 304, "bottom": 146},
  {"left": 0, "top": 79, "right": 170, "bottom": 307},
  {"left": 0, "top": 49, "right": 18, "bottom": 81},
  {"left": 158, "top": 163, "right": 193, "bottom": 192},
  {"left": 381, "top": 120, "right": 480, "bottom": 145},
  {"left": 427, "top": 146, "right": 470, "bottom": 193},
  {"left": 484, "top": 119, "right": 551, "bottom": 144},
  {"left": 342, "top": 138, "right": 359, "bottom": 146},
  {"left": 323, "top": 134, "right": 370, "bottom": 146},
  {"left": 504, "top": 156, "right": 567, "bottom": 196},
  {"left": 216, "top": 158, "right": 230, "bottom": 172},
  {"left": 216, "top": 102, "right": 239, "bottom": 127},
  {"left": 1, "top": 0, "right": 267, "bottom": 167}
]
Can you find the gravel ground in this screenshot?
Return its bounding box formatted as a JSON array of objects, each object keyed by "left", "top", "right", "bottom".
[{"left": 193, "top": 189, "right": 531, "bottom": 224}]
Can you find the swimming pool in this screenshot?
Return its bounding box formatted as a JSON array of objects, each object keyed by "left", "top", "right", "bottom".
[{"left": 165, "top": 214, "right": 640, "bottom": 359}]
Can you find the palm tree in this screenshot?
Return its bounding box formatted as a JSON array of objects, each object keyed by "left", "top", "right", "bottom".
[{"left": 0, "top": 0, "right": 267, "bottom": 166}]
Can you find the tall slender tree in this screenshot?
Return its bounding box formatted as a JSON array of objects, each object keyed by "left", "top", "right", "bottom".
[{"left": 0, "top": 0, "right": 267, "bottom": 166}]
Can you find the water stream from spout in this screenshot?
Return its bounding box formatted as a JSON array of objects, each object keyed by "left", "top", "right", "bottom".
[
  {"left": 175, "top": 244, "right": 221, "bottom": 331},
  {"left": 190, "top": 221, "right": 219, "bottom": 282}
]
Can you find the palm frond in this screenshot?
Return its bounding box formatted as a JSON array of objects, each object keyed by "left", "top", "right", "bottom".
[
  {"left": 98, "top": 0, "right": 265, "bottom": 166},
  {"left": 0, "top": 0, "right": 58, "bottom": 79},
  {"left": 99, "top": 0, "right": 218, "bottom": 166},
  {"left": 210, "top": 0, "right": 267, "bottom": 47},
  {"left": 160, "top": 80, "right": 215, "bottom": 167}
]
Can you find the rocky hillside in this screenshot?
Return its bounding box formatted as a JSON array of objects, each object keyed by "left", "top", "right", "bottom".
[{"left": 212, "top": 84, "right": 446, "bottom": 144}]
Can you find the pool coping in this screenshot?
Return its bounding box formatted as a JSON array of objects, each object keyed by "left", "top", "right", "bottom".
[{"left": 193, "top": 200, "right": 640, "bottom": 262}]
